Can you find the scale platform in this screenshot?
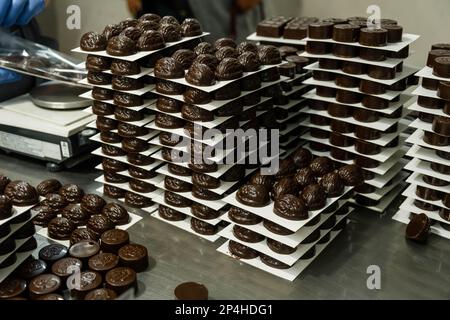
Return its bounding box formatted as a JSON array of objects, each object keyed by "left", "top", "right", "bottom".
[{"left": 0, "top": 84, "right": 96, "bottom": 171}]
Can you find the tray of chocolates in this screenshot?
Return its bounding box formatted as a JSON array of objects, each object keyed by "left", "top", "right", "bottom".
[
  {"left": 356, "top": 170, "right": 408, "bottom": 201},
  {"left": 300, "top": 51, "right": 403, "bottom": 68},
  {"left": 406, "top": 171, "right": 450, "bottom": 196},
  {"left": 405, "top": 157, "right": 450, "bottom": 182},
  {"left": 73, "top": 15, "right": 209, "bottom": 62},
  {"left": 405, "top": 144, "right": 449, "bottom": 168},
  {"left": 349, "top": 183, "right": 405, "bottom": 213},
  {"left": 90, "top": 134, "right": 161, "bottom": 157},
  {"left": 406, "top": 129, "right": 450, "bottom": 153},
  {"left": 91, "top": 148, "right": 164, "bottom": 172}
]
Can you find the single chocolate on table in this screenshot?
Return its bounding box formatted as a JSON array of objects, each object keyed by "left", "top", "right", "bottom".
[
  {"left": 405, "top": 213, "right": 430, "bottom": 243},
  {"left": 174, "top": 282, "right": 208, "bottom": 300}
]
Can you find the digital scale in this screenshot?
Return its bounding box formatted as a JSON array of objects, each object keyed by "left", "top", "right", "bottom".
[{"left": 0, "top": 82, "right": 96, "bottom": 171}]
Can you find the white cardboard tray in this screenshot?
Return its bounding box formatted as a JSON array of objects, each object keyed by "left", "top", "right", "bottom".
[
  {"left": 246, "top": 32, "right": 307, "bottom": 45},
  {"left": 78, "top": 78, "right": 155, "bottom": 96},
  {"left": 359, "top": 171, "right": 408, "bottom": 201},
  {"left": 150, "top": 63, "right": 283, "bottom": 93},
  {"left": 220, "top": 200, "right": 349, "bottom": 248},
  {"left": 402, "top": 183, "right": 448, "bottom": 211},
  {"left": 408, "top": 102, "right": 449, "bottom": 118},
  {"left": 349, "top": 183, "right": 404, "bottom": 213},
  {"left": 303, "top": 78, "right": 400, "bottom": 101},
  {"left": 411, "top": 85, "right": 442, "bottom": 100},
  {"left": 151, "top": 211, "right": 221, "bottom": 242},
  {"left": 299, "top": 51, "right": 403, "bottom": 68},
  {"left": 152, "top": 77, "right": 288, "bottom": 111},
  {"left": 79, "top": 91, "right": 156, "bottom": 109},
  {"left": 399, "top": 197, "right": 449, "bottom": 225},
  {"left": 72, "top": 32, "right": 210, "bottom": 61},
  {"left": 304, "top": 33, "right": 419, "bottom": 52},
  {"left": 156, "top": 165, "right": 255, "bottom": 196},
  {"left": 0, "top": 209, "right": 39, "bottom": 245},
  {"left": 219, "top": 211, "right": 349, "bottom": 266},
  {"left": 300, "top": 118, "right": 405, "bottom": 147},
  {"left": 0, "top": 249, "right": 34, "bottom": 283},
  {"left": 305, "top": 62, "right": 418, "bottom": 86},
  {"left": 276, "top": 98, "right": 306, "bottom": 111},
  {"left": 301, "top": 132, "right": 405, "bottom": 162},
  {"left": 406, "top": 144, "right": 449, "bottom": 167},
  {"left": 150, "top": 189, "right": 224, "bottom": 226},
  {"left": 90, "top": 134, "right": 161, "bottom": 157},
  {"left": 154, "top": 178, "right": 227, "bottom": 211},
  {"left": 223, "top": 187, "right": 352, "bottom": 232},
  {"left": 406, "top": 129, "right": 450, "bottom": 153},
  {"left": 405, "top": 157, "right": 450, "bottom": 181},
  {"left": 91, "top": 147, "right": 164, "bottom": 171},
  {"left": 302, "top": 89, "right": 412, "bottom": 115},
  {"left": 0, "top": 236, "right": 33, "bottom": 265},
  {"left": 301, "top": 106, "right": 405, "bottom": 131},
  {"left": 0, "top": 204, "right": 35, "bottom": 228},
  {"left": 416, "top": 66, "right": 450, "bottom": 82},
  {"left": 217, "top": 229, "right": 343, "bottom": 281}
]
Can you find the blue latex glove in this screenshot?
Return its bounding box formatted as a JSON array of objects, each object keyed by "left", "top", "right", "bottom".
[
  {"left": 0, "top": 68, "right": 22, "bottom": 84},
  {"left": 0, "top": 0, "right": 45, "bottom": 28}
]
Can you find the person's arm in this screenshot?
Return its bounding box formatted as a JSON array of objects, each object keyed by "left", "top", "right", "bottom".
[{"left": 0, "top": 0, "right": 48, "bottom": 86}]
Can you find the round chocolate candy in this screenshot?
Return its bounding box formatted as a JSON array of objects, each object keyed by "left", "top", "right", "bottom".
[
  {"left": 359, "top": 28, "right": 387, "bottom": 47},
  {"left": 4, "top": 181, "right": 38, "bottom": 207},
  {"left": 433, "top": 56, "right": 450, "bottom": 78},
  {"left": 100, "top": 229, "right": 130, "bottom": 254},
  {"left": 29, "top": 274, "right": 62, "bottom": 300},
  {"left": 338, "top": 164, "right": 364, "bottom": 186},
  {"left": 80, "top": 32, "right": 107, "bottom": 51},
  {"left": 332, "top": 24, "right": 359, "bottom": 42},
  {"left": 118, "top": 244, "right": 149, "bottom": 273},
  {"left": 267, "top": 238, "right": 296, "bottom": 255},
  {"left": 335, "top": 74, "right": 360, "bottom": 87},
  {"left": 228, "top": 240, "right": 259, "bottom": 259},
  {"left": 336, "top": 90, "right": 362, "bottom": 104},
  {"left": 191, "top": 218, "right": 218, "bottom": 235},
  {"left": 260, "top": 254, "right": 290, "bottom": 269},
  {"left": 233, "top": 225, "right": 264, "bottom": 243},
  {"left": 228, "top": 206, "right": 262, "bottom": 225},
  {"left": 236, "top": 184, "right": 270, "bottom": 207},
  {"left": 360, "top": 79, "right": 387, "bottom": 94},
  {"left": 309, "top": 22, "right": 334, "bottom": 39},
  {"left": 405, "top": 213, "right": 430, "bottom": 243},
  {"left": 174, "top": 282, "right": 208, "bottom": 300},
  {"left": 105, "top": 267, "right": 137, "bottom": 295},
  {"left": 328, "top": 103, "right": 352, "bottom": 118},
  {"left": 274, "top": 194, "right": 308, "bottom": 220}
]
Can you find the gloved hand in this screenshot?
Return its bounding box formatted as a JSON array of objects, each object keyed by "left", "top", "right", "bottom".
[
  {"left": 0, "top": 68, "right": 22, "bottom": 84},
  {"left": 0, "top": 0, "right": 46, "bottom": 28}
]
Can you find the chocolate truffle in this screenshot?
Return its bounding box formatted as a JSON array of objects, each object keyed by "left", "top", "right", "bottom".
[
  {"left": 48, "top": 217, "right": 76, "bottom": 240},
  {"left": 114, "top": 92, "right": 144, "bottom": 107},
  {"left": 80, "top": 32, "right": 107, "bottom": 51},
  {"left": 87, "top": 214, "right": 114, "bottom": 238},
  {"left": 237, "top": 184, "right": 270, "bottom": 207},
  {"left": 181, "top": 18, "right": 202, "bottom": 36},
  {"left": 214, "top": 38, "right": 237, "bottom": 50},
  {"left": 267, "top": 238, "right": 296, "bottom": 255},
  {"left": 320, "top": 172, "right": 345, "bottom": 197},
  {"left": 310, "top": 157, "right": 334, "bottom": 177},
  {"left": 159, "top": 205, "right": 186, "bottom": 221},
  {"left": 70, "top": 228, "right": 98, "bottom": 245},
  {"left": 215, "top": 46, "right": 239, "bottom": 60},
  {"left": 103, "top": 185, "right": 126, "bottom": 199},
  {"left": 155, "top": 112, "right": 185, "bottom": 129},
  {"left": 228, "top": 240, "right": 259, "bottom": 259},
  {"left": 191, "top": 218, "right": 218, "bottom": 235},
  {"left": 137, "top": 30, "right": 165, "bottom": 51},
  {"left": 300, "top": 184, "right": 327, "bottom": 210},
  {"left": 183, "top": 87, "right": 212, "bottom": 104},
  {"left": 274, "top": 194, "right": 308, "bottom": 220},
  {"left": 112, "top": 76, "right": 144, "bottom": 91},
  {"left": 338, "top": 164, "right": 364, "bottom": 186},
  {"left": 139, "top": 13, "right": 161, "bottom": 23},
  {"left": 155, "top": 57, "right": 184, "bottom": 79},
  {"left": 59, "top": 184, "right": 84, "bottom": 203},
  {"left": 136, "top": 20, "right": 159, "bottom": 33},
  {"left": 86, "top": 54, "right": 111, "bottom": 72},
  {"left": 81, "top": 194, "right": 106, "bottom": 216},
  {"left": 107, "top": 35, "right": 137, "bottom": 56},
  {"left": 159, "top": 23, "right": 182, "bottom": 42},
  {"left": 271, "top": 177, "right": 300, "bottom": 201},
  {"left": 61, "top": 204, "right": 89, "bottom": 227},
  {"left": 186, "top": 63, "right": 215, "bottom": 86},
  {"left": 233, "top": 225, "right": 265, "bottom": 243},
  {"left": 3, "top": 181, "right": 38, "bottom": 206},
  {"left": 238, "top": 52, "right": 261, "bottom": 72},
  {"left": 257, "top": 45, "right": 282, "bottom": 65},
  {"left": 228, "top": 206, "right": 262, "bottom": 225},
  {"left": 174, "top": 282, "right": 208, "bottom": 300},
  {"left": 215, "top": 57, "right": 243, "bottom": 80},
  {"left": 194, "top": 42, "right": 215, "bottom": 55},
  {"left": 93, "top": 101, "right": 115, "bottom": 116},
  {"left": 125, "top": 192, "right": 153, "bottom": 208},
  {"left": 121, "top": 26, "right": 142, "bottom": 41},
  {"left": 172, "top": 49, "right": 196, "bottom": 69}
]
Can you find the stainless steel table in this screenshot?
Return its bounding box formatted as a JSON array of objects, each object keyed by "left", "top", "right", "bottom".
[{"left": 1, "top": 151, "right": 449, "bottom": 300}]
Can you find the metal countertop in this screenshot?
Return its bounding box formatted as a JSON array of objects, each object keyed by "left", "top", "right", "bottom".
[{"left": 1, "top": 151, "right": 449, "bottom": 300}]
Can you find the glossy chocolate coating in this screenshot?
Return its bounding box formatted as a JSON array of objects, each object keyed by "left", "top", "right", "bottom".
[
  {"left": 338, "top": 164, "right": 364, "bottom": 186},
  {"left": 36, "top": 179, "right": 62, "bottom": 197},
  {"left": 3, "top": 181, "right": 38, "bottom": 206},
  {"left": 228, "top": 206, "right": 262, "bottom": 225},
  {"left": 215, "top": 46, "right": 239, "bottom": 60},
  {"left": 100, "top": 229, "right": 130, "bottom": 254},
  {"left": 214, "top": 38, "right": 237, "bottom": 50},
  {"left": 86, "top": 54, "right": 111, "bottom": 72},
  {"left": 194, "top": 42, "right": 215, "bottom": 55},
  {"left": 172, "top": 49, "right": 196, "bottom": 69},
  {"left": 106, "top": 35, "right": 137, "bottom": 56},
  {"left": 185, "top": 63, "right": 215, "bottom": 86},
  {"left": 181, "top": 18, "right": 202, "bottom": 36},
  {"left": 48, "top": 217, "right": 76, "bottom": 240},
  {"left": 136, "top": 20, "right": 159, "bottom": 33},
  {"left": 105, "top": 267, "right": 137, "bottom": 295},
  {"left": 174, "top": 282, "right": 208, "bottom": 300},
  {"left": 437, "top": 81, "right": 450, "bottom": 101},
  {"left": 367, "top": 65, "right": 396, "bottom": 80},
  {"left": 80, "top": 32, "right": 107, "bottom": 51},
  {"left": 112, "top": 76, "right": 144, "bottom": 91},
  {"left": 433, "top": 56, "right": 450, "bottom": 78},
  {"left": 70, "top": 228, "right": 97, "bottom": 245},
  {"left": 309, "top": 157, "right": 334, "bottom": 177},
  {"left": 159, "top": 23, "right": 182, "bottom": 42},
  {"left": 122, "top": 138, "right": 149, "bottom": 153},
  {"left": 215, "top": 57, "right": 243, "bottom": 80},
  {"left": 32, "top": 205, "right": 56, "bottom": 226},
  {"left": 126, "top": 153, "right": 154, "bottom": 166},
  {"left": 183, "top": 87, "right": 212, "bottom": 104},
  {"left": 237, "top": 41, "right": 258, "bottom": 55},
  {"left": 406, "top": 213, "right": 430, "bottom": 242},
  {"left": 125, "top": 192, "right": 153, "bottom": 208},
  {"left": 191, "top": 218, "right": 218, "bottom": 235},
  {"left": 237, "top": 184, "right": 270, "bottom": 207},
  {"left": 164, "top": 176, "right": 192, "bottom": 193},
  {"left": 274, "top": 193, "right": 309, "bottom": 220},
  {"left": 238, "top": 52, "right": 261, "bottom": 72},
  {"left": 29, "top": 274, "right": 62, "bottom": 299},
  {"left": 87, "top": 215, "right": 114, "bottom": 238},
  {"left": 115, "top": 107, "right": 144, "bottom": 122},
  {"left": 320, "top": 172, "right": 345, "bottom": 197},
  {"left": 137, "top": 30, "right": 165, "bottom": 51},
  {"left": 192, "top": 185, "right": 222, "bottom": 201},
  {"left": 158, "top": 205, "right": 186, "bottom": 221},
  {"left": 103, "top": 185, "right": 126, "bottom": 199},
  {"left": 118, "top": 244, "right": 148, "bottom": 272},
  {"left": 155, "top": 113, "right": 185, "bottom": 129},
  {"left": 233, "top": 225, "right": 265, "bottom": 243},
  {"left": 61, "top": 204, "right": 89, "bottom": 227},
  {"left": 228, "top": 240, "right": 259, "bottom": 259},
  {"left": 190, "top": 204, "right": 221, "bottom": 220},
  {"left": 155, "top": 57, "right": 184, "bottom": 79}
]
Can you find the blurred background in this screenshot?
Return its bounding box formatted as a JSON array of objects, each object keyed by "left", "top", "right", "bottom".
[{"left": 35, "top": 0, "right": 450, "bottom": 67}]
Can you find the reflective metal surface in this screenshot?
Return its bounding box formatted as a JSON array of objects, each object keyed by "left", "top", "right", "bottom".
[
  {"left": 30, "top": 83, "right": 91, "bottom": 110},
  {"left": 1, "top": 151, "right": 449, "bottom": 299}
]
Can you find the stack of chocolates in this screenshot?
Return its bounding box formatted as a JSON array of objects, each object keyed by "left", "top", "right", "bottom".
[
  {"left": 297, "top": 17, "right": 420, "bottom": 212},
  {"left": 248, "top": 21, "right": 317, "bottom": 154},
  {"left": 0, "top": 175, "right": 39, "bottom": 283},
  {"left": 393, "top": 43, "right": 450, "bottom": 238},
  {"left": 217, "top": 147, "right": 364, "bottom": 281},
  {"left": 75, "top": 15, "right": 207, "bottom": 211},
  {"left": 145, "top": 37, "right": 289, "bottom": 241},
  {"left": 0, "top": 229, "right": 149, "bottom": 300},
  {"left": 30, "top": 179, "right": 141, "bottom": 247}
]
